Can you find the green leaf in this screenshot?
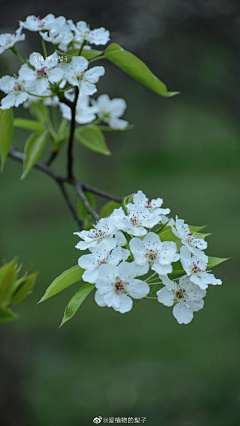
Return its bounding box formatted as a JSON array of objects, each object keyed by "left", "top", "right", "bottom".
[
  {"left": 207, "top": 257, "right": 228, "bottom": 269},
  {"left": 159, "top": 227, "right": 209, "bottom": 250},
  {"left": 105, "top": 43, "right": 179, "bottom": 98},
  {"left": 170, "top": 260, "right": 185, "bottom": 275},
  {"left": 189, "top": 225, "right": 207, "bottom": 232},
  {"left": 100, "top": 201, "right": 122, "bottom": 218},
  {"left": 38, "top": 265, "right": 83, "bottom": 303},
  {"left": 11, "top": 272, "right": 37, "bottom": 305},
  {"left": 64, "top": 48, "right": 103, "bottom": 60},
  {"left": 0, "top": 108, "right": 14, "bottom": 171},
  {"left": 77, "top": 191, "right": 96, "bottom": 219},
  {"left": 21, "top": 131, "right": 47, "bottom": 179},
  {"left": 159, "top": 227, "right": 182, "bottom": 250},
  {"left": 30, "top": 102, "right": 49, "bottom": 124},
  {"left": 75, "top": 125, "right": 111, "bottom": 155},
  {"left": 0, "top": 307, "right": 18, "bottom": 324},
  {"left": 169, "top": 256, "right": 228, "bottom": 277},
  {"left": 0, "top": 259, "right": 17, "bottom": 307},
  {"left": 13, "top": 118, "right": 45, "bottom": 132},
  {"left": 60, "top": 283, "right": 95, "bottom": 327},
  {"left": 123, "top": 193, "right": 134, "bottom": 211}
]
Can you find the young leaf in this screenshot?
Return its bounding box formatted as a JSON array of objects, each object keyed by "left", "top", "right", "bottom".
[
  {"left": 21, "top": 131, "right": 47, "bottom": 179},
  {"left": 0, "top": 259, "right": 17, "bottom": 307},
  {"left": 122, "top": 193, "right": 134, "bottom": 213},
  {"left": 60, "top": 283, "right": 95, "bottom": 327},
  {"left": 13, "top": 118, "right": 45, "bottom": 132},
  {"left": 11, "top": 272, "right": 37, "bottom": 305},
  {"left": 0, "top": 307, "right": 18, "bottom": 324},
  {"left": 75, "top": 125, "right": 111, "bottom": 155},
  {"left": 30, "top": 102, "right": 49, "bottom": 124},
  {"left": 38, "top": 265, "right": 84, "bottom": 303},
  {"left": 105, "top": 44, "right": 179, "bottom": 98},
  {"left": 0, "top": 108, "right": 14, "bottom": 171},
  {"left": 65, "top": 48, "right": 103, "bottom": 59},
  {"left": 100, "top": 201, "right": 122, "bottom": 218}
]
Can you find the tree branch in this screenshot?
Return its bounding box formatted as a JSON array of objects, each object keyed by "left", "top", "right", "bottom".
[
  {"left": 81, "top": 182, "right": 123, "bottom": 203},
  {"left": 75, "top": 182, "right": 101, "bottom": 222},
  {"left": 8, "top": 146, "right": 123, "bottom": 227},
  {"left": 60, "top": 87, "right": 79, "bottom": 180},
  {"left": 58, "top": 182, "right": 84, "bottom": 229}
]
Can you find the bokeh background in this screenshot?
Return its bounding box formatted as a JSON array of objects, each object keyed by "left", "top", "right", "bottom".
[{"left": 1, "top": 1, "right": 240, "bottom": 425}]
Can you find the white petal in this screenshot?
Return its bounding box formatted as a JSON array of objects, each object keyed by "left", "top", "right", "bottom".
[
  {"left": 95, "top": 290, "right": 107, "bottom": 307},
  {"left": 157, "top": 287, "right": 174, "bottom": 307},
  {"left": 127, "top": 279, "right": 149, "bottom": 299},
  {"left": 172, "top": 303, "right": 194, "bottom": 324},
  {"left": 117, "top": 293, "right": 133, "bottom": 313}
]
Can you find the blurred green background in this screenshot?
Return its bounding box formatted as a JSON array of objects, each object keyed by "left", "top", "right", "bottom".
[{"left": 1, "top": 1, "right": 240, "bottom": 425}]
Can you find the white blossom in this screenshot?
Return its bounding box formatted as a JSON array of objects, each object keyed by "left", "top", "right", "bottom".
[
  {"left": 0, "top": 27, "right": 25, "bottom": 54},
  {"left": 0, "top": 76, "right": 28, "bottom": 109},
  {"left": 74, "top": 217, "right": 117, "bottom": 250},
  {"left": 92, "top": 94, "right": 128, "bottom": 129},
  {"left": 95, "top": 262, "right": 149, "bottom": 313},
  {"left": 39, "top": 17, "right": 73, "bottom": 52},
  {"left": 157, "top": 274, "right": 206, "bottom": 324},
  {"left": 78, "top": 239, "right": 129, "bottom": 284},
  {"left": 180, "top": 246, "right": 222, "bottom": 290},
  {"left": 130, "top": 232, "right": 180, "bottom": 275},
  {"left": 127, "top": 190, "right": 171, "bottom": 221},
  {"left": 170, "top": 216, "right": 208, "bottom": 260},
  {"left": 111, "top": 206, "right": 160, "bottom": 237},
  {"left": 19, "top": 52, "right": 64, "bottom": 95},
  {"left": 68, "top": 20, "right": 110, "bottom": 47},
  {"left": 60, "top": 92, "right": 98, "bottom": 124},
  {"left": 60, "top": 56, "right": 105, "bottom": 95},
  {"left": 20, "top": 14, "right": 57, "bottom": 31}
]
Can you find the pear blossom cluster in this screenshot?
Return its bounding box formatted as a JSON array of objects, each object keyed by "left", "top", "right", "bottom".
[
  {"left": 74, "top": 190, "right": 222, "bottom": 324},
  {"left": 0, "top": 14, "right": 128, "bottom": 129}
]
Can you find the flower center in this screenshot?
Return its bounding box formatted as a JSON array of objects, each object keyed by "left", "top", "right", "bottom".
[
  {"left": 37, "top": 67, "right": 47, "bottom": 77},
  {"left": 145, "top": 249, "right": 158, "bottom": 263},
  {"left": 77, "top": 72, "right": 84, "bottom": 82},
  {"left": 14, "top": 81, "right": 23, "bottom": 92},
  {"left": 145, "top": 199, "right": 152, "bottom": 210},
  {"left": 91, "top": 227, "right": 108, "bottom": 241},
  {"left": 175, "top": 288, "right": 186, "bottom": 300},
  {"left": 114, "top": 279, "right": 125, "bottom": 293},
  {"left": 130, "top": 214, "right": 141, "bottom": 226},
  {"left": 191, "top": 261, "right": 202, "bottom": 275}
]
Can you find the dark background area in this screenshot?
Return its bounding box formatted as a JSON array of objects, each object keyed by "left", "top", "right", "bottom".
[{"left": 0, "top": 1, "right": 240, "bottom": 425}]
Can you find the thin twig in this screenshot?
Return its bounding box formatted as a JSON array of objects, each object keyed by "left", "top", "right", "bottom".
[
  {"left": 8, "top": 146, "right": 123, "bottom": 226},
  {"left": 58, "top": 182, "right": 84, "bottom": 229},
  {"left": 66, "top": 87, "right": 79, "bottom": 180},
  {"left": 81, "top": 182, "right": 123, "bottom": 203},
  {"left": 8, "top": 146, "right": 66, "bottom": 182},
  {"left": 75, "top": 182, "right": 101, "bottom": 222},
  {"left": 46, "top": 150, "right": 59, "bottom": 166}
]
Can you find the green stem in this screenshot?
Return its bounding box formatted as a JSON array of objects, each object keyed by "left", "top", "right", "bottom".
[
  {"left": 145, "top": 296, "right": 158, "bottom": 300},
  {"left": 41, "top": 38, "right": 48, "bottom": 58},
  {"left": 88, "top": 55, "right": 105, "bottom": 64},
  {"left": 145, "top": 272, "right": 158, "bottom": 282},
  {"left": 148, "top": 282, "right": 162, "bottom": 286},
  {"left": 51, "top": 105, "right": 58, "bottom": 131},
  {"left": 10, "top": 46, "right": 25, "bottom": 64},
  {"left": 78, "top": 40, "right": 86, "bottom": 56}
]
